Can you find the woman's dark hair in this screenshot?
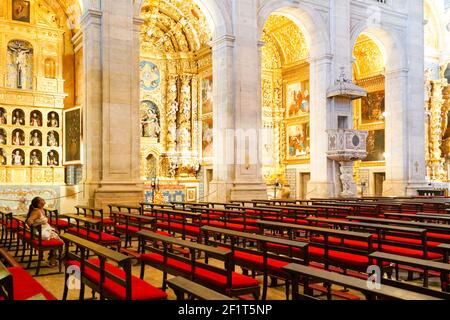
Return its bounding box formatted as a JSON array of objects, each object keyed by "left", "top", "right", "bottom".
[{"left": 27, "top": 197, "right": 42, "bottom": 220}]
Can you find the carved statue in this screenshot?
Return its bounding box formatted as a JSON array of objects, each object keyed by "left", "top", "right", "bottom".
[
  {"left": 12, "top": 151, "right": 23, "bottom": 166},
  {"left": 12, "top": 110, "right": 25, "bottom": 125},
  {"left": 30, "top": 112, "right": 41, "bottom": 126},
  {"left": 8, "top": 41, "right": 32, "bottom": 89},
  {"left": 30, "top": 132, "right": 41, "bottom": 146},
  {"left": 47, "top": 131, "right": 58, "bottom": 147},
  {"left": 48, "top": 112, "right": 59, "bottom": 127},
  {"left": 12, "top": 131, "right": 24, "bottom": 146},
  {"left": 30, "top": 151, "right": 40, "bottom": 166},
  {"left": 47, "top": 151, "right": 58, "bottom": 166}
]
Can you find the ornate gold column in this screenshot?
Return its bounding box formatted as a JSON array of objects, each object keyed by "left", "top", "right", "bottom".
[
  {"left": 428, "top": 79, "right": 447, "bottom": 181},
  {"left": 166, "top": 75, "right": 179, "bottom": 153},
  {"left": 178, "top": 74, "right": 193, "bottom": 152}
]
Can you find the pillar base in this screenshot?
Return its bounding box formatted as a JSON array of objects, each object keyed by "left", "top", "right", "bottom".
[
  {"left": 84, "top": 182, "right": 144, "bottom": 210},
  {"left": 208, "top": 181, "right": 268, "bottom": 202},
  {"left": 382, "top": 180, "right": 408, "bottom": 196},
  {"left": 307, "top": 181, "right": 334, "bottom": 199}
]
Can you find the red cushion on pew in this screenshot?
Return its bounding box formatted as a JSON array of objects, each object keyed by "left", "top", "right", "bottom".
[
  {"left": 115, "top": 224, "right": 141, "bottom": 234},
  {"left": 374, "top": 235, "right": 442, "bottom": 248},
  {"left": 17, "top": 231, "right": 64, "bottom": 247},
  {"left": 428, "top": 232, "right": 450, "bottom": 240},
  {"left": 233, "top": 250, "right": 289, "bottom": 272},
  {"left": 92, "top": 217, "right": 115, "bottom": 225},
  {"left": 7, "top": 267, "right": 57, "bottom": 300},
  {"left": 156, "top": 222, "right": 200, "bottom": 235},
  {"left": 50, "top": 219, "right": 69, "bottom": 228},
  {"left": 309, "top": 246, "right": 370, "bottom": 268},
  {"left": 68, "top": 227, "right": 120, "bottom": 243},
  {"left": 312, "top": 236, "right": 443, "bottom": 260},
  {"left": 140, "top": 253, "right": 260, "bottom": 289},
  {"left": 200, "top": 220, "right": 259, "bottom": 232},
  {"left": 67, "top": 259, "right": 167, "bottom": 300},
  {"left": 1, "top": 220, "right": 19, "bottom": 230},
  {"left": 266, "top": 242, "right": 304, "bottom": 255}
]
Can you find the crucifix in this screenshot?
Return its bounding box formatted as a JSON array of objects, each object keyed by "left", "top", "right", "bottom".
[{"left": 8, "top": 41, "right": 32, "bottom": 89}]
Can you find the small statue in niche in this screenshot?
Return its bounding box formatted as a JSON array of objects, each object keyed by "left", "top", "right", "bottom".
[
  {"left": 47, "top": 112, "right": 59, "bottom": 127},
  {"left": 0, "top": 149, "right": 6, "bottom": 165},
  {"left": 0, "top": 132, "right": 6, "bottom": 145},
  {"left": 12, "top": 110, "right": 25, "bottom": 125},
  {"left": 30, "top": 151, "right": 40, "bottom": 166},
  {"left": 12, "top": 150, "right": 24, "bottom": 165},
  {"left": 30, "top": 132, "right": 41, "bottom": 146},
  {"left": 47, "top": 131, "right": 58, "bottom": 147},
  {"left": 12, "top": 131, "right": 24, "bottom": 146},
  {"left": 30, "top": 112, "right": 41, "bottom": 126},
  {"left": 0, "top": 109, "right": 7, "bottom": 124},
  {"left": 47, "top": 151, "right": 58, "bottom": 166}
]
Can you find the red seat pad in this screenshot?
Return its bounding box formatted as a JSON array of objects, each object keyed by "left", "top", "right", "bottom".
[
  {"left": 7, "top": 267, "right": 57, "bottom": 300},
  {"left": 372, "top": 234, "right": 442, "bottom": 248},
  {"left": 233, "top": 250, "right": 289, "bottom": 272},
  {"left": 141, "top": 253, "right": 260, "bottom": 289},
  {"left": 115, "top": 224, "right": 141, "bottom": 234},
  {"left": 1, "top": 219, "right": 19, "bottom": 230},
  {"left": 156, "top": 222, "right": 200, "bottom": 235},
  {"left": 311, "top": 236, "right": 442, "bottom": 260},
  {"left": 17, "top": 231, "right": 64, "bottom": 247},
  {"left": 309, "top": 246, "right": 377, "bottom": 268},
  {"left": 92, "top": 217, "right": 115, "bottom": 225},
  {"left": 68, "top": 227, "right": 120, "bottom": 243},
  {"left": 228, "top": 218, "right": 258, "bottom": 224},
  {"left": 50, "top": 219, "right": 69, "bottom": 228},
  {"left": 428, "top": 232, "right": 450, "bottom": 240},
  {"left": 67, "top": 259, "right": 167, "bottom": 300},
  {"left": 200, "top": 220, "right": 259, "bottom": 232},
  {"left": 281, "top": 218, "right": 309, "bottom": 225},
  {"left": 266, "top": 242, "right": 304, "bottom": 255}
]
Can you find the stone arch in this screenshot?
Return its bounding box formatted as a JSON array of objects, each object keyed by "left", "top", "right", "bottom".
[
  {"left": 133, "top": 0, "right": 232, "bottom": 39},
  {"left": 258, "top": 0, "right": 330, "bottom": 59},
  {"left": 350, "top": 24, "right": 406, "bottom": 73}
]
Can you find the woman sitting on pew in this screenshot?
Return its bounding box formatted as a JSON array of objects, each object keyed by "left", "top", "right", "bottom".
[{"left": 26, "top": 197, "right": 61, "bottom": 267}]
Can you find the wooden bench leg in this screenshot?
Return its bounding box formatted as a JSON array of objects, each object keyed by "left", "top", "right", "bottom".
[
  {"left": 62, "top": 269, "right": 70, "bottom": 300},
  {"left": 35, "top": 250, "right": 44, "bottom": 276},
  {"left": 79, "top": 283, "right": 85, "bottom": 300},
  {"left": 20, "top": 242, "right": 27, "bottom": 262},
  {"left": 26, "top": 245, "right": 33, "bottom": 269},
  {"left": 140, "top": 263, "right": 146, "bottom": 279}
]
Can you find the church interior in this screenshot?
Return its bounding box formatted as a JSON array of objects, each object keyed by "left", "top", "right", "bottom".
[{"left": 1, "top": 0, "right": 450, "bottom": 302}]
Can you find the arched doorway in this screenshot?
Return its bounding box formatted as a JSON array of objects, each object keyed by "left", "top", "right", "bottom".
[
  {"left": 260, "top": 13, "right": 310, "bottom": 199},
  {"left": 352, "top": 34, "right": 386, "bottom": 196}
]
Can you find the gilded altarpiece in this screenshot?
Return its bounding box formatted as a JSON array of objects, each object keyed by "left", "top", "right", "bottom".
[
  {"left": 0, "top": 0, "right": 78, "bottom": 187},
  {"left": 261, "top": 15, "right": 310, "bottom": 187},
  {"left": 139, "top": 0, "right": 213, "bottom": 202}
]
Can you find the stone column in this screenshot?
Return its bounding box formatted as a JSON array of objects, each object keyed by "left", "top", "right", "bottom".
[
  {"left": 79, "top": 8, "right": 103, "bottom": 206},
  {"left": 383, "top": 68, "right": 409, "bottom": 195},
  {"left": 405, "top": 0, "right": 429, "bottom": 193},
  {"left": 80, "top": 1, "right": 144, "bottom": 208}
]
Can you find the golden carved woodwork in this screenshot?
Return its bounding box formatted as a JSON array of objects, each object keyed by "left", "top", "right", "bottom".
[
  {"left": 0, "top": 0, "right": 77, "bottom": 185},
  {"left": 353, "top": 34, "right": 385, "bottom": 81},
  {"left": 139, "top": 0, "right": 212, "bottom": 182}
]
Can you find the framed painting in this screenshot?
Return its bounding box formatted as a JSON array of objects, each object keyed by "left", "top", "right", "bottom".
[
  {"left": 140, "top": 61, "right": 160, "bottom": 92},
  {"left": 63, "top": 106, "right": 82, "bottom": 165},
  {"left": 286, "top": 80, "right": 310, "bottom": 118},
  {"left": 360, "top": 91, "right": 385, "bottom": 125},
  {"left": 202, "top": 117, "right": 213, "bottom": 160},
  {"left": 287, "top": 122, "right": 310, "bottom": 160},
  {"left": 364, "top": 129, "right": 385, "bottom": 162},
  {"left": 201, "top": 75, "right": 213, "bottom": 115},
  {"left": 12, "top": 0, "right": 30, "bottom": 23}
]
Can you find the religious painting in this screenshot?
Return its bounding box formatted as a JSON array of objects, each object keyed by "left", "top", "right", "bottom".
[
  {"left": 63, "top": 107, "right": 82, "bottom": 165},
  {"left": 140, "top": 61, "right": 160, "bottom": 91},
  {"left": 287, "top": 122, "right": 310, "bottom": 159},
  {"left": 12, "top": 0, "right": 30, "bottom": 23},
  {"left": 201, "top": 75, "right": 213, "bottom": 115},
  {"left": 140, "top": 100, "right": 161, "bottom": 141},
  {"left": 202, "top": 117, "right": 213, "bottom": 159},
  {"left": 361, "top": 91, "right": 385, "bottom": 124},
  {"left": 286, "top": 80, "right": 310, "bottom": 118},
  {"left": 365, "top": 129, "right": 385, "bottom": 162}
]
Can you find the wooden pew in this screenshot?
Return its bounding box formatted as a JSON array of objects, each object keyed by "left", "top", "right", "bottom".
[
  {"left": 167, "top": 277, "right": 234, "bottom": 300},
  {"left": 62, "top": 213, "right": 121, "bottom": 251},
  {"left": 189, "top": 207, "right": 260, "bottom": 233},
  {"left": 256, "top": 220, "right": 375, "bottom": 275},
  {"left": 108, "top": 203, "right": 142, "bottom": 216},
  {"left": 0, "top": 248, "right": 56, "bottom": 300},
  {"left": 75, "top": 205, "right": 114, "bottom": 227},
  {"left": 140, "top": 202, "right": 176, "bottom": 213},
  {"left": 44, "top": 208, "right": 70, "bottom": 232},
  {"left": 137, "top": 230, "right": 261, "bottom": 299},
  {"left": 0, "top": 211, "right": 19, "bottom": 250},
  {"left": 146, "top": 208, "right": 203, "bottom": 241},
  {"left": 61, "top": 233, "right": 167, "bottom": 300},
  {"left": 369, "top": 251, "right": 450, "bottom": 293},
  {"left": 110, "top": 211, "right": 156, "bottom": 249},
  {"left": 383, "top": 212, "right": 450, "bottom": 224},
  {"left": 13, "top": 215, "right": 64, "bottom": 276},
  {"left": 283, "top": 263, "right": 443, "bottom": 300},
  {"left": 201, "top": 225, "right": 309, "bottom": 300}
]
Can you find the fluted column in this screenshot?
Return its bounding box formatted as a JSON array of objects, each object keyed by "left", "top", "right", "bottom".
[{"left": 166, "top": 75, "right": 178, "bottom": 153}]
